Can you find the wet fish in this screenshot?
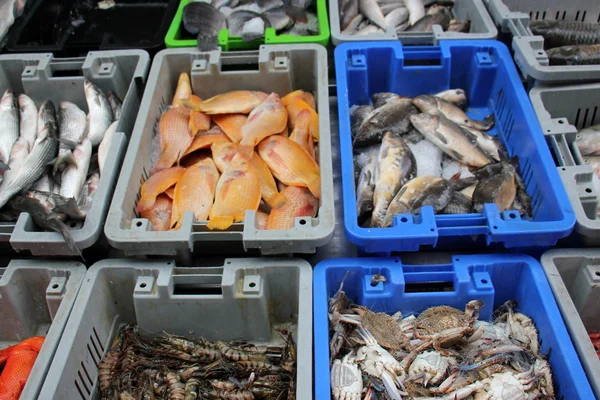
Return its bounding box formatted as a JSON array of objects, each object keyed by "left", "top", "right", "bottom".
[
  {"left": 472, "top": 163, "right": 516, "bottom": 213},
  {"left": 441, "top": 191, "right": 472, "bottom": 214},
  {"left": 286, "top": 98, "right": 320, "bottom": 141},
  {"left": 183, "top": 131, "right": 231, "bottom": 156},
  {"left": 189, "top": 110, "right": 212, "bottom": 136},
  {"left": 151, "top": 107, "right": 193, "bottom": 174},
  {"left": 354, "top": 97, "right": 417, "bottom": 147},
  {"left": 342, "top": 14, "right": 364, "bottom": 35},
  {"left": 257, "top": 135, "right": 321, "bottom": 198},
  {"left": 412, "top": 94, "right": 494, "bottom": 131},
  {"left": 182, "top": 2, "right": 227, "bottom": 50},
  {"left": 405, "top": 0, "right": 425, "bottom": 25},
  {"left": 240, "top": 93, "right": 288, "bottom": 146},
  {"left": 340, "top": 0, "right": 359, "bottom": 30},
  {"left": 207, "top": 153, "right": 261, "bottom": 230},
  {"left": 530, "top": 20, "right": 600, "bottom": 48},
  {"left": 289, "top": 109, "right": 315, "bottom": 160},
  {"left": 24, "top": 189, "right": 86, "bottom": 221},
  {"left": 98, "top": 121, "right": 118, "bottom": 176},
  {"left": 460, "top": 183, "right": 476, "bottom": 200},
  {"left": 514, "top": 171, "right": 532, "bottom": 216},
  {"left": 546, "top": 44, "right": 600, "bottom": 66},
  {"left": 243, "top": 16, "right": 268, "bottom": 41},
  {"left": 281, "top": 90, "right": 316, "bottom": 110},
  {"left": 140, "top": 194, "right": 173, "bottom": 232},
  {"left": 78, "top": 172, "right": 100, "bottom": 215},
  {"left": 171, "top": 158, "right": 220, "bottom": 229},
  {"left": 406, "top": 8, "right": 450, "bottom": 32},
  {"left": 0, "top": 137, "right": 29, "bottom": 193},
  {"left": 137, "top": 167, "right": 186, "bottom": 213},
  {"left": 576, "top": 124, "right": 600, "bottom": 156},
  {"left": 371, "top": 92, "right": 401, "bottom": 109},
  {"left": 384, "top": 7, "right": 408, "bottom": 28},
  {"left": 359, "top": 0, "right": 386, "bottom": 29},
  {"left": 249, "top": 152, "right": 280, "bottom": 207},
  {"left": 187, "top": 90, "right": 268, "bottom": 115},
  {"left": 281, "top": 11, "right": 319, "bottom": 36},
  {"left": 211, "top": 142, "right": 244, "bottom": 173},
  {"left": 350, "top": 104, "right": 373, "bottom": 136},
  {"left": 0, "top": 90, "right": 19, "bottom": 169},
  {"left": 32, "top": 172, "right": 55, "bottom": 193},
  {"left": 402, "top": 128, "right": 424, "bottom": 145},
  {"left": 18, "top": 94, "right": 37, "bottom": 150},
  {"left": 84, "top": 80, "right": 113, "bottom": 146},
  {"left": 54, "top": 101, "right": 87, "bottom": 174},
  {"left": 371, "top": 133, "right": 416, "bottom": 227},
  {"left": 266, "top": 185, "right": 318, "bottom": 230},
  {"left": 212, "top": 113, "right": 247, "bottom": 143},
  {"left": 60, "top": 138, "right": 92, "bottom": 201},
  {"left": 410, "top": 113, "right": 492, "bottom": 167},
  {"left": 107, "top": 90, "right": 122, "bottom": 120},
  {"left": 356, "top": 151, "right": 376, "bottom": 223},
  {"left": 265, "top": 7, "right": 292, "bottom": 30},
  {"left": 434, "top": 89, "right": 467, "bottom": 109},
  {"left": 356, "top": 25, "right": 383, "bottom": 35},
  {"left": 447, "top": 19, "right": 470, "bottom": 33},
  {"left": 172, "top": 73, "right": 193, "bottom": 108},
  {"left": 461, "top": 125, "right": 507, "bottom": 162}
]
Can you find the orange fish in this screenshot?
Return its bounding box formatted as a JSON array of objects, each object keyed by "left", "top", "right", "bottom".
[
  {"left": 258, "top": 135, "right": 321, "bottom": 198},
  {"left": 211, "top": 113, "right": 247, "bottom": 143},
  {"left": 151, "top": 107, "right": 193, "bottom": 174},
  {"left": 289, "top": 109, "right": 314, "bottom": 160},
  {"left": 0, "top": 336, "right": 44, "bottom": 400},
  {"left": 255, "top": 211, "right": 268, "bottom": 230},
  {"left": 171, "top": 158, "right": 220, "bottom": 230},
  {"left": 281, "top": 90, "right": 316, "bottom": 110},
  {"left": 189, "top": 110, "right": 211, "bottom": 135},
  {"left": 207, "top": 154, "right": 261, "bottom": 230},
  {"left": 181, "top": 94, "right": 203, "bottom": 110},
  {"left": 140, "top": 194, "right": 173, "bottom": 231},
  {"left": 211, "top": 142, "right": 243, "bottom": 173},
  {"left": 286, "top": 99, "right": 319, "bottom": 141},
  {"left": 279, "top": 125, "right": 289, "bottom": 138},
  {"left": 183, "top": 132, "right": 231, "bottom": 156},
  {"left": 240, "top": 93, "right": 288, "bottom": 147},
  {"left": 180, "top": 151, "right": 211, "bottom": 168},
  {"left": 187, "top": 90, "right": 268, "bottom": 114},
  {"left": 172, "top": 73, "right": 192, "bottom": 107},
  {"left": 164, "top": 187, "right": 175, "bottom": 199},
  {"left": 267, "top": 186, "right": 319, "bottom": 230},
  {"left": 137, "top": 167, "right": 186, "bottom": 213}
]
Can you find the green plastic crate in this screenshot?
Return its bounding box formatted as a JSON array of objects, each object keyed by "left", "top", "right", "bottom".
[{"left": 165, "top": 0, "right": 330, "bottom": 50}]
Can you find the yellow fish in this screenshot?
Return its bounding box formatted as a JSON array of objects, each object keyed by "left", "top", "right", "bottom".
[
  {"left": 211, "top": 113, "right": 247, "bottom": 143},
  {"left": 172, "top": 73, "right": 192, "bottom": 107},
  {"left": 137, "top": 167, "right": 186, "bottom": 213},
  {"left": 140, "top": 194, "right": 173, "bottom": 232},
  {"left": 281, "top": 90, "right": 316, "bottom": 110},
  {"left": 240, "top": 93, "right": 288, "bottom": 147},
  {"left": 286, "top": 98, "right": 319, "bottom": 141},
  {"left": 186, "top": 90, "right": 268, "bottom": 114},
  {"left": 257, "top": 135, "right": 320, "bottom": 198},
  {"left": 151, "top": 107, "right": 193, "bottom": 174},
  {"left": 183, "top": 131, "right": 231, "bottom": 156},
  {"left": 189, "top": 110, "right": 211, "bottom": 135},
  {"left": 289, "top": 109, "right": 315, "bottom": 160},
  {"left": 267, "top": 186, "right": 318, "bottom": 230}
]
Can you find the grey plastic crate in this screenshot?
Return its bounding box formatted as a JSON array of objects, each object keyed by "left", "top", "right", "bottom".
[
  {"left": 529, "top": 83, "right": 600, "bottom": 246},
  {"left": 0, "top": 259, "right": 85, "bottom": 400},
  {"left": 40, "top": 257, "right": 312, "bottom": 399},
  {"left": 485, "top": 0, "right": 600, "bottom": 85},
  {"left": 0, "top": 51, "right": 150, "bottom": 256},
  {"left": 541, "top": 249, "right": 600, "bottom": 399},
  {"left": 105, "top": 45, "right": 335, "bottom": 259},
  {"left": 330, "top": 0, "right": 497, "bottom": 46}
]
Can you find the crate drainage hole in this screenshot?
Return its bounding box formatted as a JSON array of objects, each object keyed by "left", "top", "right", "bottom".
[
  {"left": 481, "top": 279, "right": 488, "bottom": 284},
  {"left": 558, "top": 120, "right": 565, "bottom": 124},
  {"left": 139, "top": 283, "right": 147, "bottom": 288},
  {"left": 509, "top": 213, "right": 516, "bottom": 219},
  {"left": 70, "top": 222, "right": 77, "bottom": 228},
  {"left": 595, "top": 271, "right": 600, "bottom": 277},
  {"left": 249, "top": 282, "right": 256, "bottom": 288},
  {"left": 136, "top": 221, "right": 143, "bottom": 227},
  {"left": 493, "top": 226, "right": 498, "bottom": 229},
  {"left": 586, "top": 188, "right": 592, "bottom": 193},
  {"left": 52, "top": 283, "right": 59, "bottom": 289},
  {"left": 299, "top": 219, "right": 306, "bottom": 225},
  {"left": 401, "top": 217, "right": 408, "bottom": 223}
]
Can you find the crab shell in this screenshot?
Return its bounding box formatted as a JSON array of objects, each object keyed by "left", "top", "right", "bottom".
[
  {"left": 408, "top": 351, "right": 449, "bottom": 386},
  {"left": 414, "top": 301, "right": 482, "bottom": 337},
  {"left": 331, "top": 358, "right": 362, "bottom": 400}
]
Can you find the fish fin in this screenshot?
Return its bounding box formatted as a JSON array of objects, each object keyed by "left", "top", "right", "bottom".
[
  {"left": 196, "top": 34, "right": 220, "bottom": 52},
  {"left": 460, "top": 127, "right": 479, "bottom": 145},
  {"left": 188, "top": 111, "right": 205, "bottom": 136},
  {"left": 306, "top": 175, "right": 321, "bottom": 199},
  {"left": 54, "top": 197, "right": 87, "bottom": 220},
  {"left": 58, "top": 138, "right": 78, "bottom": 149},
  {"left": 449, "top": 149, "right": 464, "bottom": 162},
  {"left": 52, "top": 152, "right": 78, "bottom": 175},
  {"left": 450, "top": 172, "right": 461, "bottom": 181},
  {"left": 206, "top": 216, "right": 234, "bottom": 230},
  {"left": 433, "top": 127, "right": 448, "bottom": 144},
  {"left": 53, "top": 218, "right": 85, "bottom": 261},
  {"left": 181, "top": 98, "right": 201, "bottom": 111}
]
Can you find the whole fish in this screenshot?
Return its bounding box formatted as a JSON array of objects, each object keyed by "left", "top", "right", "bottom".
[
  {"left": 359, "top": 0, "right": 386, "bottom": 29},
  {"left": 84, "top": 80, "right": 113, "bottom": 146},
  {"left": 354, "top": 97, "right": 417, "bottom": 147},
  {"left": 240, "top": 93, "right": 288, "bottom": 146},
  {"left": 371, "top": 133, "right": 416, "bottom": 227},
  {"left": 412, "top": 94, "right": 494, "bottom": 131},
  {"left": 151, "top": 107, "right": 193, "bottom": 174},
  {"left": 356, "top": 151, "right": 376, "bottom": 223},
  {"left": 434, "top": 89, "right": 466, "bottom": 109},
  {"left": 410, "top": 113, "right": 492, "bottom": 167},
  {"left": 350, "top": 104, "right": 373, "bottom": 136},
  {"left": 212, "top": 113, "right": 247, "bottom": 143},
  {"left": 211, "top": 142, "right": 245, "bottom": 173},
  {"left": 530, "top": 20, "right": 600, "bottom": 48},
  {"left": 182, "top": 2, "right": 227, "bottom": 50},
  {"left": 0, "top": 136, "right": 29, "bottom": 193},
  {"left": 60, "top": 138, "right": 92, "bottom": 202},
  {"left": 24, "top": 190, "right": 86, "bottom": 221},
  {"left": 266, "top": 185, "right": 318, "bottom": 230},
  {"left": 546, "top": 44, "right": 600, "bottom": 66},
  {"left": 514, "top": 171, "right": 532, "bottom": 216},
  {"left": 402, "top": 127, "right": 424, "bottom": 144},
  {"left": 187, "top": 90, "right": 268, "bottom": 114},
  {"left": 107, "top": 90, "right": 122, "bottom": 120},
  {"left": 54, "top": 101, "right": 87, "bottom": 173},
  {"left": 405, "top": 0, "right": 425, "bottom": 25},
  {"left": 340, "top": 0, "right": 359, "bottom": 30},
  {"left": 98, "top": 121, "right": 118, "bottom": 176},
  {"left": 32, "top": 172, "right": 55, "bottom": 193},
  {"left": 171, "top": 158, "right": 220, "bottom": 229},
  {"left": 576, "top": 124, "right": 600, "bottom": 156},
  {"left": 356, "top": 25, "right": 383, "bottom": 35},
  {"left": 280, "top": 11, "right": 319, "bottom": 36},
  {"left": 353, "top": 144, "right": 379, "bottom": 183},
  {"left": 384, "top": 7, "right": 408, "bottom": 28},
  {"left": 441, "top": 191, "right": 472, "bottom": 214},
  {"left": 406, "top": 8, "right": 450, "bottom": 32},
  {"left": 140, "top": 194, "right": 172, "bottom": 232},
  {"left": 265, "top": 7, "right": 292, "bottom": 31},
  {"left": 371, "top": 92, "right": 401, "bottom": 109},
  {"left": 286, "top": 98, "right": 320, "bottom": 141},
  {"left": 472, "top": 164, "right": 516, "bottom": 213},
  {"left": 383, "top": 175, "right": 453, "bottom": 226},
  {"left": 0, "top": 90, "right": 19, "bottom": 169},
  {"left": 18, "top": 94, "right": 37, "bottom": 150},
  {"left": 461, "top": 125, "right": 507, "bottom": 162},
  {"left": 137, "top": 167, "right": 186, "bottom": 213},
  {"left": 242, "top": 16, "right": 268, "bottom": 42}
]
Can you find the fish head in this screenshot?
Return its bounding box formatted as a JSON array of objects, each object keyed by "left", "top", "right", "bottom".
[{"left": 412, "top": 95, "right": 438, "bottom": 113}]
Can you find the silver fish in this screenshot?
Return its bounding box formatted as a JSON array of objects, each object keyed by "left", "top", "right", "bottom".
[
  {"left": 356, "top": 151, "right": 376, "bottom": 223},
  {"left": 371, "top": 92, "right": 401, "bottom": 109},
  {"left": 340, "top": 0, "right": 359, "bottom": 30},
  {"left": 356, "top": 24, "right": 383, "bottom": 35},
  {"left": 98, "top": 121, "right": 118, "bottom": 176},
  {"left": 461, "top": 125, "right": 507, "bottom": 162},
  {"left": 79, "top": 172, "right": 100, "bottom": 214},
  {"left": 410, "top": 113, "right": 492, "bottom": 167},
  {"left": 412, "top": 94, "right": 494, "bottom": 131},
  {"left": 0, "top": 90, "right": 19, "bottom": 168},
  {"left": 405, "top": 0, "right": 424, "bottom": 25},
  {"left": 441, "top": 191, "right": 472, "bottom": 214},
  {"left": 18, "top": 94, "right": 37, "bottom": 150},
  {"left": 60, "top": 138, "right": 92, "bottom": 201},
  {"left": 84, "top": 80, "right": 113, "bottom": 146},
  {"left": 406, "top": 7, "right": 450, "bottom": 32},
  {"left": 228, "top": 10, "right": 263, "bottom": 36},
  {"left": 384, "top": 7, "right": 408, "bottom": 28},
  {"left": 354, "top": 97, "right": 417, "bottom": 147},
  {"left": 472, "top": 163, "right": 516, "bottom": 213},
  {"left": 282, "top": 11, "right": 319, "bottom": 36},
  {"left": 107, "top": 90, "right": 122, "bottom": 121},
  {"left": 0, "top": 136, "right": 29, "bottom": 193},
  {"left": 359, "top": 0, "right": 386, "bottom": 29},
  {"left": 243, "top": 16, "right": 268, "bottom": 41},
  {"left": 371, "top": 133, "right": 416, "bottom": 227},
  {"left": 576, "top": 124, "right": 600, "bottom": 156},
  {"left": 342, "top": 13, "right": 364, "bottom": 34},
  {"left": 54, "top": 101, "right": 87, "bottom": 174},
  {"left": 434, "top": 89, "right": 467, "bottom": 109},
  {"left": 32, "top": 172, "right": 55, "bottom": 193}
]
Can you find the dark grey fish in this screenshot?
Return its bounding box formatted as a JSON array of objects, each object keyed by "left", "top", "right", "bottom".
[
  {"left": 514, "top": 172, "right": 532, "bottom": 216},
  {"left": 471, "top": 161, "right": 505, "bottom": 181},
  {"left": 546, "top": 44, "right": 600, "bottom": 66},
  {"left": 265, "top": 7, "right": 293, "bottom": 30},
  {"left": 350, "top": 104, "right": 373, "bottom": 136},
  {"left": 183, "top": 2, "right": 227, "bottom": 51},
  {"left": 402, "top": 128, "right": 424, "bottom": 145},
  {"left": 340, "top": 0, "right": 359, "bottom": 30},
  {"left": 371, "top": 92, "right": 401, "bottom": 109},
  {"left": 405, "top": 8, "right": 450, "bottom": 32},
  {"left": 447, "top": 19, "right": 470, "bottom": 33},
  {"left": 354, "top": 97, "right": 417, "bottom": 147},
  {"left": 441, "top": 191, "right": 472, "bottom": 214},
  {"left": 530, "top": 20, "right": 600, "bottom": 48},
  {"left": 107, "top": 90, "right": 122, "bottom": 121},
  {"left": 228, "top": 10, "right": 263, "bottom": 36},
  {"left": 472, "top": 163, "right": 516, "bottom": 213},
  {"left": 356, "top": 152, "right": 376, "bottom": 223}
]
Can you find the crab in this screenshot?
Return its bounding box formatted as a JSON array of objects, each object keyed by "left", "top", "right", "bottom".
[
  {"left": 414, "top": 300, "right": 484, "bottom": 339},
  {"left": 341, "top": 306, "right": 412, "bottom": 351},
  {"left": 330, "top": 352, "right": 362, "bottom": 400},
  {"left": 495, "top": 301, "right": 539, "bottom": 355},
  {"left": 533, "top": 358, "right": 554, "bottom": 397},
  {"left": 407, "top": 350, "right": 455, "bottom": 386}
]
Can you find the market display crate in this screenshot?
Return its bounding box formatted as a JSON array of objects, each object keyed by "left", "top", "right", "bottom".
[
  {"left": 541, "top": 249, "right": 600, "bottom": 399},
  {"left": 529, "top": 83, "right": 600, "bottom": 246},
  {"left": 485, "top": 0, "right": 600, "bottom": 85},
  {"left": 0, "top": 259, "right": 85, "bottom": 400},
  {"left": 164, "top": 0, "right": 330, "bottom": 50},
  {"left": 40, "top": 258, "right": 312, "bottom": 399},
  {"left": 0, "top": 51, "right": 149, "bottom": 256},
  {"left": 105, "top": 45, "right": 335, "bottom": 259},
  {"left": 335, "top": 40, "right": 575, "bottom": 254},
  {"left": 330, "top": 0, "right": 497, "bottom": 46},
  {"left": 313, "top": 255, "right": 595, "bottom": 399}
]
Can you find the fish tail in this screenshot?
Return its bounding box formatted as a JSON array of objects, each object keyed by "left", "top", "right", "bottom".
[
  {"left": 306, "top": 175, "right": 321, "bottom": 199},
  {"left": 196, "top": 34, "right": 219, "bottom": 52},
  {"left": 188, "top": 111, "right": 205, "bottom": 136},
  {"left": 181, "top": 98, "right": 202, "bottom": 112},
  {"left": 52, "top": 151, "right": 78, "bottom": 175},
  {"left": 206, "top": 216, "right": 234, "bottom": 230},
  {"left": 55, "top": 219, "right": 85, "bottom": 261}
]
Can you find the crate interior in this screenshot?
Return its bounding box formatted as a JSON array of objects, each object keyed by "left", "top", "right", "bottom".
[{"left": 501, "top": 0, "right": 600, "bottom": 23}]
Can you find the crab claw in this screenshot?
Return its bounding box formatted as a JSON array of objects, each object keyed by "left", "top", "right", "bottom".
[
  {"left": 381, "top": 372, "right": 405, "bottom": 400},
  {"left": 465, "top": 299, "right": 484, "bottom": 319}
]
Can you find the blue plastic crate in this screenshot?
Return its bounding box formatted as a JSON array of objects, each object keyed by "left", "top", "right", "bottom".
[
  {"left": 335, "top": 41, "right": 575, "bottom": 253},
  {"left": 314, "top": 255, "right": 595, "bottom": 399}
]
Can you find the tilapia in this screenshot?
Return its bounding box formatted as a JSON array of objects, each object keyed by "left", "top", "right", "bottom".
[
  {"left": 281, "top": 90, "right": 316, "bottom": 110},
  {"left": 54, "top": 101, "right": 87, "bottom": 173},
  {"left": 371, "top": 133, "right": 416, "bottom": 227},
  {"left": 412, "top": 94, "right": 494, "bottom": 131},
  {"left": 266, "top": 186, "right": 318, "bottom": 230},
  {"left": 240, "top": 14, "right": 268, "bottom": 41},
  {"left": 188, "top": 90, "right": 268, "bottom": 114},
  {"left": 255, "top": 210, "right": 269, "bottom": 229},
  {"left": 410, "top": 113, "right": 492, "bottom": 167},
  {"left": 356, "top": 151, "right": 376, "bottom": 223},
  {"left": 140, "top": 194, "right": 172, "bottom": 232},
  {"left": 212, "top": 113, "right": 247, "bottom": 143},
  {"left": 472, "top": 163, "right": 516, "bottom": 213},
  {"left": 18, "top": 94, "right": 37, "bottom": 150},
  {"left": 461, "top": 125, "right": 507, "bottom": 162},
  {"left": 354, "top": 97, "right": 417, "bottom": 147},
  {"left": 84, "top": 80, "right": 113, "bottom": 146},
  {"left": 460, "top": 183, "right": 476, "bottom": 200},
  {"left": 182, "top": 2, "right": 227, "bottom": 51},
  {"left": 265, "top": 7, "right": 293, "bottom": 31},
  {"left": 183, "top": 132, "right": 231, "bottom": 156},
  {"left": 406, "top": 8, "right": 450, "bottom": 32},
  {"left": 340, "top": 0, "right": 359, "bottom": 30},
  {"left": 107, "top": 90, "right": 123, "bottom": 120},
  {"left": 514, "top": 171, "right": 532, "bottom": 216},
  {"left": 530, "top": 20, "right": 600, "bottom": 48},
  {"left": 435, "top": 89, "right": 466, "bottom": 109},
  {"left": 350, "top": 104, "right": 373, "bottom": 135},
  {"left": 60, "top": 138, "right": 92, "bottom": 201},
  {"left": 0, "top": 90, "right": 19, "bottom": 169},
  {"left": 151, "top": 107, "right": 193, "bottom": 174},
  {"left": 98, "top": 121, "right": 118, "bottom": 176},
  {"left": 546, "top": 44, "right": 600, "bottom": 66},
  {"left": 576, "top": 124, "right": 600, "bottom": 156},
  {"left": 286, "top": 98, "right": 320, "bottom": 141},
  {"left": 441, "top": 191, "right": 472, "bottom": 214},
  {"left": 240, "top": 93, "right": 288, "bottom": 146},
  {"left": 405, "top": 0, "right": 425, "bottom": 25},
  {"left": 371, "top": 92, "right": 401, "bottom": 109},
  {"left": 359, "top": 0, "right": 386, "bottom": 29},
  {"left": 137, "top": 167, "right": 186, "bottom": 213},
  {"left": 289, "top": 109, "right": 315, "bottom": 159}
]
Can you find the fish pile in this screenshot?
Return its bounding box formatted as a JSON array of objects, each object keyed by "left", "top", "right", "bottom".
[
  {"left": 530, "top": 20, "right": 600, "bottom": 66},
  {"left": 589, "top": 331, "right": 600, "bottom": 358},
  {"left": 328, "top": 284, "right": 556, "bottom": 399},
  {"left": 182, "top": 0, "right": 318, "bottom": 50},
  {"left": 139, "top": 72, "right": 320, "bottom": 232},
  {"left": 0, "top": 0, "right": 27, "bottom": 44},
  {"left": 351, "top": 89, "right": 532, "bottom": 228},
  {"left": 98, "top": 325, "right": 296, "bottom": 400},
  {"left": 575, "top": 123, "right": 600, "bottom": 217},
  {"left": 0, "top": 336, "right": 45, "bottom": 399},
  {"left": 339, "top": 0, "right": 470, "bottom": 37},
  {"left": 0, "top": 83, "right": 119, "bottom": 256}
]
